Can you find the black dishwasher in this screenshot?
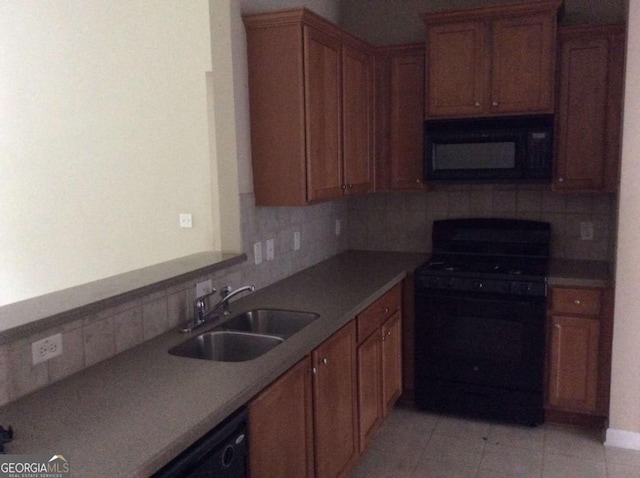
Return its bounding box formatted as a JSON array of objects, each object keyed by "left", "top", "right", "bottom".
[{"left": 152, "top": 407, "right": 247, "bottom": 478}]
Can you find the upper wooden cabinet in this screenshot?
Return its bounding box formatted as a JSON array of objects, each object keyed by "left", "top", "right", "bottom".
[
  {"left": 422, "top": 1, "right": 561, "bottom": 118},
  {"left": 244, "top": 9, "right": 373, "bottom": 206},
  {"left": 553, "top": 24, "right": 626, "bottom": 192},
  {"left": 375, "top": 44, "right": 426, "bottom": 191}
]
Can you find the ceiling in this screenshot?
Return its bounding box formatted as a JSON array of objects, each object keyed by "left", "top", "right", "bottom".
[{"left": 339, "top": 0, "right": 628, "bottom": 45}]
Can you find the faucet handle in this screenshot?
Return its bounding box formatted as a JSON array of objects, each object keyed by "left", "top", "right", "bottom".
[
  {"left": 194, "top": 290, "right": 216, "bottom": 319},
  {"left": 220, "top": 286, "right": 232, "bottom": 298}
]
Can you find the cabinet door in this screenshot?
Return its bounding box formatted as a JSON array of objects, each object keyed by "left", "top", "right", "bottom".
[
  {"left": 249, "top": 357, "right": 314, "bottom": 478},
  {"left": 342, "top": 45, "right": 372, "bottom": 195},
  {"left": 390, "top": 49, "right": 426, "bottom": 190},
  {"left": 356, "top": 330, "right": 382, "bottom": 452},
  {"left": 548, "top": 315, "right": 600, "bottom": 413},
  {"left": 381, "top": 311, "right": 402, "bottom": 415},
  {"left": 491, "top": 14, "right": 555, "bottom": 114},
  {"left": 554, "top": 26, "right": 625, "bottom": 191},
  {"left": 426, "top": 21, "right": 487, "bottom": 117},
  {"left": 304, "top": 26, "right": 343, "bottom": 203},
  {"left": 313, "top": 322, "right": 358, "bottom": 478}
]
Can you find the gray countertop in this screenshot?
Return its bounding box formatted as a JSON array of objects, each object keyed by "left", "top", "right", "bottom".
[
  {"left": 0, "top": 251, "right": 427, "bottom": 477},
  {"left": 0, "top": 252, "right": 612, "bottom": 477},
  {"left": 548, "top": 259, "right": 613, "bottom": 288}
]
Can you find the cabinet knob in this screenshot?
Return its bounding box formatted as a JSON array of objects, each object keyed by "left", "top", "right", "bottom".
[
  {"left": 348, "top": 184, "right": 354, "bottom": 189},
  {"left": 474, "top": 102, "right": 481, "bottom": 107},
  {"left": 341, "top": 184, "right": 347, "bottom": 190},
  {"left": 383, "top": 307, "right": 389, "bottom": 313},
  {"left": 573, "top": 299, "right": 581, "bottom": 305},
  {"left": 554, "top": 324, "right": 560, "bottom": 329},
  {"left": 492, "top": 101, "right": 498, "bottom": 106},
  {"left": 558, "top": 177, "right": 564, "bottom": 183},
  {"left": 416, "top": 178, "right": 422, "bottom": 184},
  {"left": 387, "top": 331, "right": 392, "bottom": 337},
  {"left": 322, "top": 358, "right": 328, "bottom": 365}
]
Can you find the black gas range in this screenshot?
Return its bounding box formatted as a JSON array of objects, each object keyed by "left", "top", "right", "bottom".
[{"left": 414, "top": 218, "right": 550, "bottom": 425}]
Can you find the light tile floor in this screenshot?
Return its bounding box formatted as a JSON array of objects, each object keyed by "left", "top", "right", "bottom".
[{"left": 349, "top": 405, "right": 640, "bottom": 478}]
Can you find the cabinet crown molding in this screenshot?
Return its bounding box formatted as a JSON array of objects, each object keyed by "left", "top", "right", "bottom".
[
  {"left": 421, "top": 0, "right": 563, "bottom": 24},
  {"left": 243, "top": 7, "right": 373, "bottom": 53}
]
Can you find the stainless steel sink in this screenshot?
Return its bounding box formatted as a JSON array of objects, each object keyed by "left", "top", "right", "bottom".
[
  {"left": 168, "top": 330, "right": 284, "bottom": 362},
  {"left": 168, "top": 309, "right": 319, "bottom": 362},
  {"left": 218, "top": 309, "right": 320, "bottom": 338}
]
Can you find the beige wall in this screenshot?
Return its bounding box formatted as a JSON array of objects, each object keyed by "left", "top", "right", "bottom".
[
  {"left": 0, "top": 1, "right": 222, "bottom": 306},
  {"left": 609, "top": 0, "right": 640, "bottom": 439}
]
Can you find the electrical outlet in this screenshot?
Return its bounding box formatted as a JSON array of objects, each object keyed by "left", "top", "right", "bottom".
[
  {"left": 580, "top": 221, "right": 594, "bottom": 241},
  {"left": 335, "top": 219, "right": 341, "bottom": 236},
  {"left": 254, "top": 242, "right": 262, "bottom": 265},
  {"left": 195, "top": 279, "right": 213, "bottom": 298},
  {"left": 266, "top": 239, "right": 274, "bottom": 261},
  {"left": 179, "top": 213, "right": 193, "bottom": 228},
  {"left": 32, "top": 333, "right": 63, "bottom": 365},
  {"left": 293, "top": 231, "right": 300, "bottom": 251}
]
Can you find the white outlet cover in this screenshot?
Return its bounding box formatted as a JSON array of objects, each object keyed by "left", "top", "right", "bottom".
[
  {"left": 195, "top": 279, "right": 213, "bottom": 298},
  {"left": 32, "top": 333, "right": 63, "bottom": 365}
]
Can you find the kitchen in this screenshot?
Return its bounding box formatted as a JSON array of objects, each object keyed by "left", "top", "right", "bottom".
[{"left": 0, "top": 0, "right": 639, "bottom": 476}]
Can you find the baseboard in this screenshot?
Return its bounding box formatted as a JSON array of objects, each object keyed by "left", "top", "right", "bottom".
[{"left": 605, "top": 428, "right": 640, "bottom": 450}]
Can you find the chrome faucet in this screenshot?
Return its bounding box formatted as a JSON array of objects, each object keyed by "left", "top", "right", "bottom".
[
  {"left": 180, "top": 290, "right": 217, "bottom": 333},
  {"left": 179, "top": 285, "right": 255, "bottom": 333},
  {"left": 213, "top": 285, "right": 255, "bottom": 316}
]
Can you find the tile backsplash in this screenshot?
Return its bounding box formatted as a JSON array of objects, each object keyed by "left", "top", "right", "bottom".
[
  {"left": 0, "top": 185, "right": 618, "bottom": 406},
  {"left": 0, "top": 193, "right": 349, "bottom": 406},
  {"left": 348, "top": 184, "right": 618, "bottom": 262}
]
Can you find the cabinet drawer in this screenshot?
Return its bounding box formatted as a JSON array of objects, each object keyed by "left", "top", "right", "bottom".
[
  {"left": 551, "top": 287, "right": 602, "bottom": 316},
  {"left": 356, "top": 284, "right": 402, "bottom": 343}
]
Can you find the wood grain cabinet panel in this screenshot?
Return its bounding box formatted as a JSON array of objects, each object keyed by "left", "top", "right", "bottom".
[
  {"left": 548, "top": 315, "right": 600, "bottom": 413},
  {"left": 249, "top": 358, "right": 314, "bottom": 478},
  {"left": 355, "top": 284, "right": 403, "bottom": 452},
  {"left": 312, "top": 321, "right": 358, "bottom": 478},
  {"left": 422, "top": 0, "right": 561, "bottom": 118},
  {"left": 390, "top": 47, "right": 426, "bottom": 190},
  {"left": 547, "top": 286, "right": 614, "bottom": 420},
  {"left": 244, "top": 9, "right": 373, "bottom": 206},
  {"left": 381, "top": 311, "right": 402, "bottom": 415},
  {"left": 553, "top": 24, "right": 626, "bottom": 192}
]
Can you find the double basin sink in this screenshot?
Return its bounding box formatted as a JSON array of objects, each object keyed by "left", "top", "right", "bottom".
[{"left": 168, "top": 309, "right": 319, "bottom": 362}]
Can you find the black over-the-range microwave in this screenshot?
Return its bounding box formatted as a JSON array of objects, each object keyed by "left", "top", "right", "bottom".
[{"left": 423, "top": 115, "right": 553, "bottom": 182}]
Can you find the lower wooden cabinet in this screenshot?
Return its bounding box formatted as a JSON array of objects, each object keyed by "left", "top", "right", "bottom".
[
  {"left": 355, "top": 285, "right": 403, "bottom": 452},
  {"left": 356, "top": 327, "right": 382, "bottom": 452},
  {"left": 249, "top": 322, "right": 357, "bottom": 478},
  {"left": 249, "top": 285, "right": 404, "bottom": 477},
  {"left": 248, "top": 357, "right": 314, "bottom": 478},
  {"left": 546, "top": 286, "right": 614, "bottom": 420},
  {"left": 381, "top": 311, "right": 402, "bottom": 414},
  {"left": 548, "top": 315, "right": 600, "bottom": 413},
  {"left": 312, "top": 321, "right": 358, "bottom": 478}
]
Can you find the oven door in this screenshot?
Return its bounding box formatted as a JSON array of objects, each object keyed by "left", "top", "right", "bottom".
[{"left": 415, "top": 289, "right": 546, "bottom": 392}]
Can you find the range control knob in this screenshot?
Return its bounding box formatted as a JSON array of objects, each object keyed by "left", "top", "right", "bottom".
[{"left": 473, "top": 281, "right": 483, "bottom": 290}]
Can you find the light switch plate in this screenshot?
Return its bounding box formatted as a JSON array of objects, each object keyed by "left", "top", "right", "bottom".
[
  {"left": 293, "top": 231, "right": 300, "bottom": 251},
  {"left": 580, "top": 221, "right": 594, "bottom": 241},
  {"left": 179, "top": 213, "right": 193, "bottom": 228},
  {"left": 266, "top": 238, "right": 274, "bottom": 261},
  {"left": 254, "top": 242, "right": 262, "bottom": 265}
]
